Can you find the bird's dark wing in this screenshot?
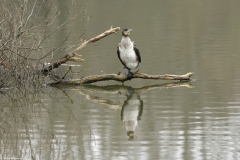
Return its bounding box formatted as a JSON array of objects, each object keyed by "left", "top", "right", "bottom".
[
  {"left": 134, "top": 44, "right": 141, "bottom": 63},
  {"left": 117, "top": 45, "right": 128, "bottom": 69}
]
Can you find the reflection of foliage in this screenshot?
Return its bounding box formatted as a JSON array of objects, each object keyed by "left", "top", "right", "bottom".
[
  {"left": 0, "top": 88, "right": 87, "bottom": 159},
  {"left": 0, "top": 89, "right": 44, "bottom": 159}
]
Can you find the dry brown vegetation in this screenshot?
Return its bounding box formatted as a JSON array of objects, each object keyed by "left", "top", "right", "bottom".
[{"left": 0, "top": 0, "right": 87, "bottom": 88}]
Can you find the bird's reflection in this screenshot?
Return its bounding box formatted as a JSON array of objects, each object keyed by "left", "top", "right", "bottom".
[{"left": 121, "top": 88, "right": 143, "bottom": 140}]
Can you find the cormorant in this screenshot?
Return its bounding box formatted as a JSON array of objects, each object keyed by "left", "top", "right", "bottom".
[{"left": 117, "top": 28, "right": 141, "bottom": 80}]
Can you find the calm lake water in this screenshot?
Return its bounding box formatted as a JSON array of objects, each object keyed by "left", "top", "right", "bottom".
[{"left": 1, "top": 0, "right": 240, "bottom": 160}]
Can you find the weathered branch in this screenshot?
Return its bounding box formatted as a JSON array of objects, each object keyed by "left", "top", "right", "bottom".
[
  {"left": 41, "top": 26, "right": 121, "bottom": 73},
  {"left": 48, "top": 72, "right": 194, "bottom": 85}
]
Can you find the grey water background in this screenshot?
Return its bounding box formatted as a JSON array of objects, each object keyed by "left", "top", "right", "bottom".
[{"left": 1, "top": 0, "right": 240, "bottom": 159}]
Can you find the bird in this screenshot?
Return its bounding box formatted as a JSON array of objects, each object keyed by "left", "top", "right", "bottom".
[{"left": 117, "top": 28, "right": 141, "bottom": 80}]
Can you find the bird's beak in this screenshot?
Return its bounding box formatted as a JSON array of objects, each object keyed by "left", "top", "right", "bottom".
[{"left": 127, "top": 29, "right": 132, "bottom": 35}]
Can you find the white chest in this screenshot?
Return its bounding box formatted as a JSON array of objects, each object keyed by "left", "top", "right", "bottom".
[
  {"left": 119, "top": 47, "right": 138, "bottom": 69},
  {"left": 119, "top": 37, "right": 139, "bottom": 70}
]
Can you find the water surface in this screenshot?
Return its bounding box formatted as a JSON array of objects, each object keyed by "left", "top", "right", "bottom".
[{"left": 1, "top": 0, "right": 240, "bottom": 160}]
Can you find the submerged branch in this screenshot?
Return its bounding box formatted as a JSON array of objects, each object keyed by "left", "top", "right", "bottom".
[
  {"left": 48, "top": 72, "right": 194, "bottom": 85},
  {"left": 41, "top": 27, "right": 120, "bottom": 73}
]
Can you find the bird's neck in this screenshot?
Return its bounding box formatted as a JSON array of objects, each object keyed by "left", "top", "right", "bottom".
[
  {"left": 122, "top": 36, "right": 131, "bottom": 41},
  {"left": 121, "top": 36, "right": 132, "bottom": 49}
]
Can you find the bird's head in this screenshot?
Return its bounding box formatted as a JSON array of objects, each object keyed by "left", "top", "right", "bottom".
[{"left": 122, "top": 28, "right": 133, "bottom": 37}]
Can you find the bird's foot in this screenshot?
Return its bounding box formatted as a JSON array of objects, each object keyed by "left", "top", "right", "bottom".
[{"left": 126, "top": 71, "right": 134, "bottom": 80}]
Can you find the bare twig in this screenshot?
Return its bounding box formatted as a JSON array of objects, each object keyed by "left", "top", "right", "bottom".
[
  {"left": 61, "top": 66, "right": 72, "bottom": 79},
  {"left": 41, "top": 27, "right": 121, "bottom": 73}
]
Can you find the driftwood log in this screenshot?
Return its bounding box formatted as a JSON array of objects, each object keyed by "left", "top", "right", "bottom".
[{"left": 48, "top": 72, "right": 194, "bottom": 85}]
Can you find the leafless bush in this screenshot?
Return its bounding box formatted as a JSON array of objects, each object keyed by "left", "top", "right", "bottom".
[{"left": 0, "top": 0, "right": 86, "bottom": 89}]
